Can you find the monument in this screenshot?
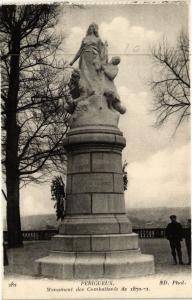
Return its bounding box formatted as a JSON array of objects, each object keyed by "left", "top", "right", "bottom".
[{"left": 36, "top": 23, "right": 155, "bottom": 279}]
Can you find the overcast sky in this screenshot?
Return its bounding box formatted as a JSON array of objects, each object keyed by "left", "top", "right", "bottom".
[{"left": 2, "top": 3, "right": 190, "bottom": 217}]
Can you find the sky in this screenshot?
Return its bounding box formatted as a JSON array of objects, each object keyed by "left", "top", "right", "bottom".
[{"left": 2, "top": 3, "right": 190, "bottom": 217}]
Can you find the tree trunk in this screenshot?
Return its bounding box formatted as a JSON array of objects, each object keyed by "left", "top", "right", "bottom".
[
  {"left": 5, "top": 25, "right": 23, "bottom": 248},
  {"left": 6, "top": 174, "right": 22, "bottom": 248}
]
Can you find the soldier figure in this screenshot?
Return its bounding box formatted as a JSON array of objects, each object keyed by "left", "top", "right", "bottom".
[
  {"left": 165, "top": 215, "right": 184, "bottom": 265},
  {"left": 184, "top": 219, "right": 191, "bottom": 265}
]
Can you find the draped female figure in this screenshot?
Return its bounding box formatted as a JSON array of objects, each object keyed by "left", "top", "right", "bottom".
[{"left": 70, "top": 23, "right": 107, "bottom": 96}]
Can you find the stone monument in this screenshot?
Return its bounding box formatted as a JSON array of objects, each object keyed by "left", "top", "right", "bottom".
[{"left": 36, "top": 23, "right": 154, "bottom": 279}]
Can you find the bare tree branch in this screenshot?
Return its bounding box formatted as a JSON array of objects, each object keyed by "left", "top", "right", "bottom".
[{"left": 150, "top": 30, "right": 190, "bottom": 130}]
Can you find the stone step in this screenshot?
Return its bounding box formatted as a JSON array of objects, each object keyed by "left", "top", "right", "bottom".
[
  {"left": 51, "top": 233, "right": 138, "bottom": 252},
  {"left": 36, "top": 251, "right": 154, "bottom": 279},
  {"left": 59, "top": 214, "right": 132, "bottom": 235},
  {"left": 50, "top": 249, "right": 141, "bottom": 256}
]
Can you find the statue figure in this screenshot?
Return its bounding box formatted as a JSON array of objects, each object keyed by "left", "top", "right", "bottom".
[
  {"left": 67, "top": 23, "right": 126, "bottom": 115},
  {"left": 69, "top": 22, "right": 106, "bottom": 96},
  {"left": 103, "top": 56, "right": 126, "bottom": 114}
]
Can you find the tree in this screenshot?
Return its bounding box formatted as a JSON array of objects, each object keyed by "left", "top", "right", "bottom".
[
  {"left": 1, "top": 5, "right": 69, "bottom": 248},
  {"left": 150, "top": 30, "right": 190, "bottom": 131}
]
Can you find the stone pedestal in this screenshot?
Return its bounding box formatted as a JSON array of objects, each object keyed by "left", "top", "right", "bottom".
[{"left": 36, "top": 123, "right": 154, "bottom": 279}]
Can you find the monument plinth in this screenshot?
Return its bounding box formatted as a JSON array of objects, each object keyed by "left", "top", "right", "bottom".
[{"left": 36, "top": 23, "right": 154, "bottom": 279}]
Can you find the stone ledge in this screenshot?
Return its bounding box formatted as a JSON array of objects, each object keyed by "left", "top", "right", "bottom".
[
  {"left": 59, "top": 214, "right": 132, "bottom": 235},
  {"left": 65, "top": 133, "right": 115, "bottom": 145},
  {"left": 50, "top": 249, "right": 141, "bottom": 256},
  {"left": 63, "top": 132, "right": 126, "bottom": 149},
  {"left": 59, "top": 220, "right": 119, "bottom": 235},
  {"left": 36, "top": 254, "right": 75, "bottom": 279},
  {"left": 116, "top": 215, "right": 133, "bottom": 233},
  {"left": 50, "top": 233, "right": 138, "bottom": 252},
  {"left": 61, "top": 213, "right": 127, "bottom": 219},
  {"left": 67, "top": 125, "right": 123, "bottom": 136},
  {"left": 104, "top": 253, "right": 155, "bottom": 278},
  {"left": 36, "top": 252, "right": 154, "bottom": 279},
  {"left": 67, "top": 146, "right": 124, "bottom": 154}
]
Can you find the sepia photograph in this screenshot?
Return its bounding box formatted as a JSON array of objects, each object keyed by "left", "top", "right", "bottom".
[{"left": 1, "top": 0, "right": 191, "bottom": 299}]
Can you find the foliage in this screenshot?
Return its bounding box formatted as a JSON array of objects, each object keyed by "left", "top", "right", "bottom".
[
  {"left": 51, "top": 176, "right": 66, "bottom": 221},
  {"left": 123, "top": 160, "right": 128, "bottom": 191}
]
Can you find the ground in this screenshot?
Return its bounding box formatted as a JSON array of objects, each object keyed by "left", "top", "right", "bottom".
[{"left": 4, "top": 239, "right": 191, "bottom": 278}]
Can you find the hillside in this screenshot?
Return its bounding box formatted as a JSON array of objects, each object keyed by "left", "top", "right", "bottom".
[
  {"left": 3, "top": 214, "right": 59, "bottom": 231},
  {"left": 126, "top": 207, "right": 190, "bottom": 228}
]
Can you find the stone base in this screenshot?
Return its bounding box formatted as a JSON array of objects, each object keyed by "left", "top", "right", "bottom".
[
  {"left": 59, "top": 214, "right": 132, "bottom": 235},
  {"left": 36, "top": 232, "right": 155, "bottom": 279},
  {"left": 50, "top": 233, "right": 138, "bottom": 252},
  {"left": 36, "top": 250, "right": 154, "bottom": 279},
  {"left": 36, "top": 125, "right": 155, "bottom": 279},
  {"left": 69, "top": 94, "right": 120, "bottom": 129}
]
